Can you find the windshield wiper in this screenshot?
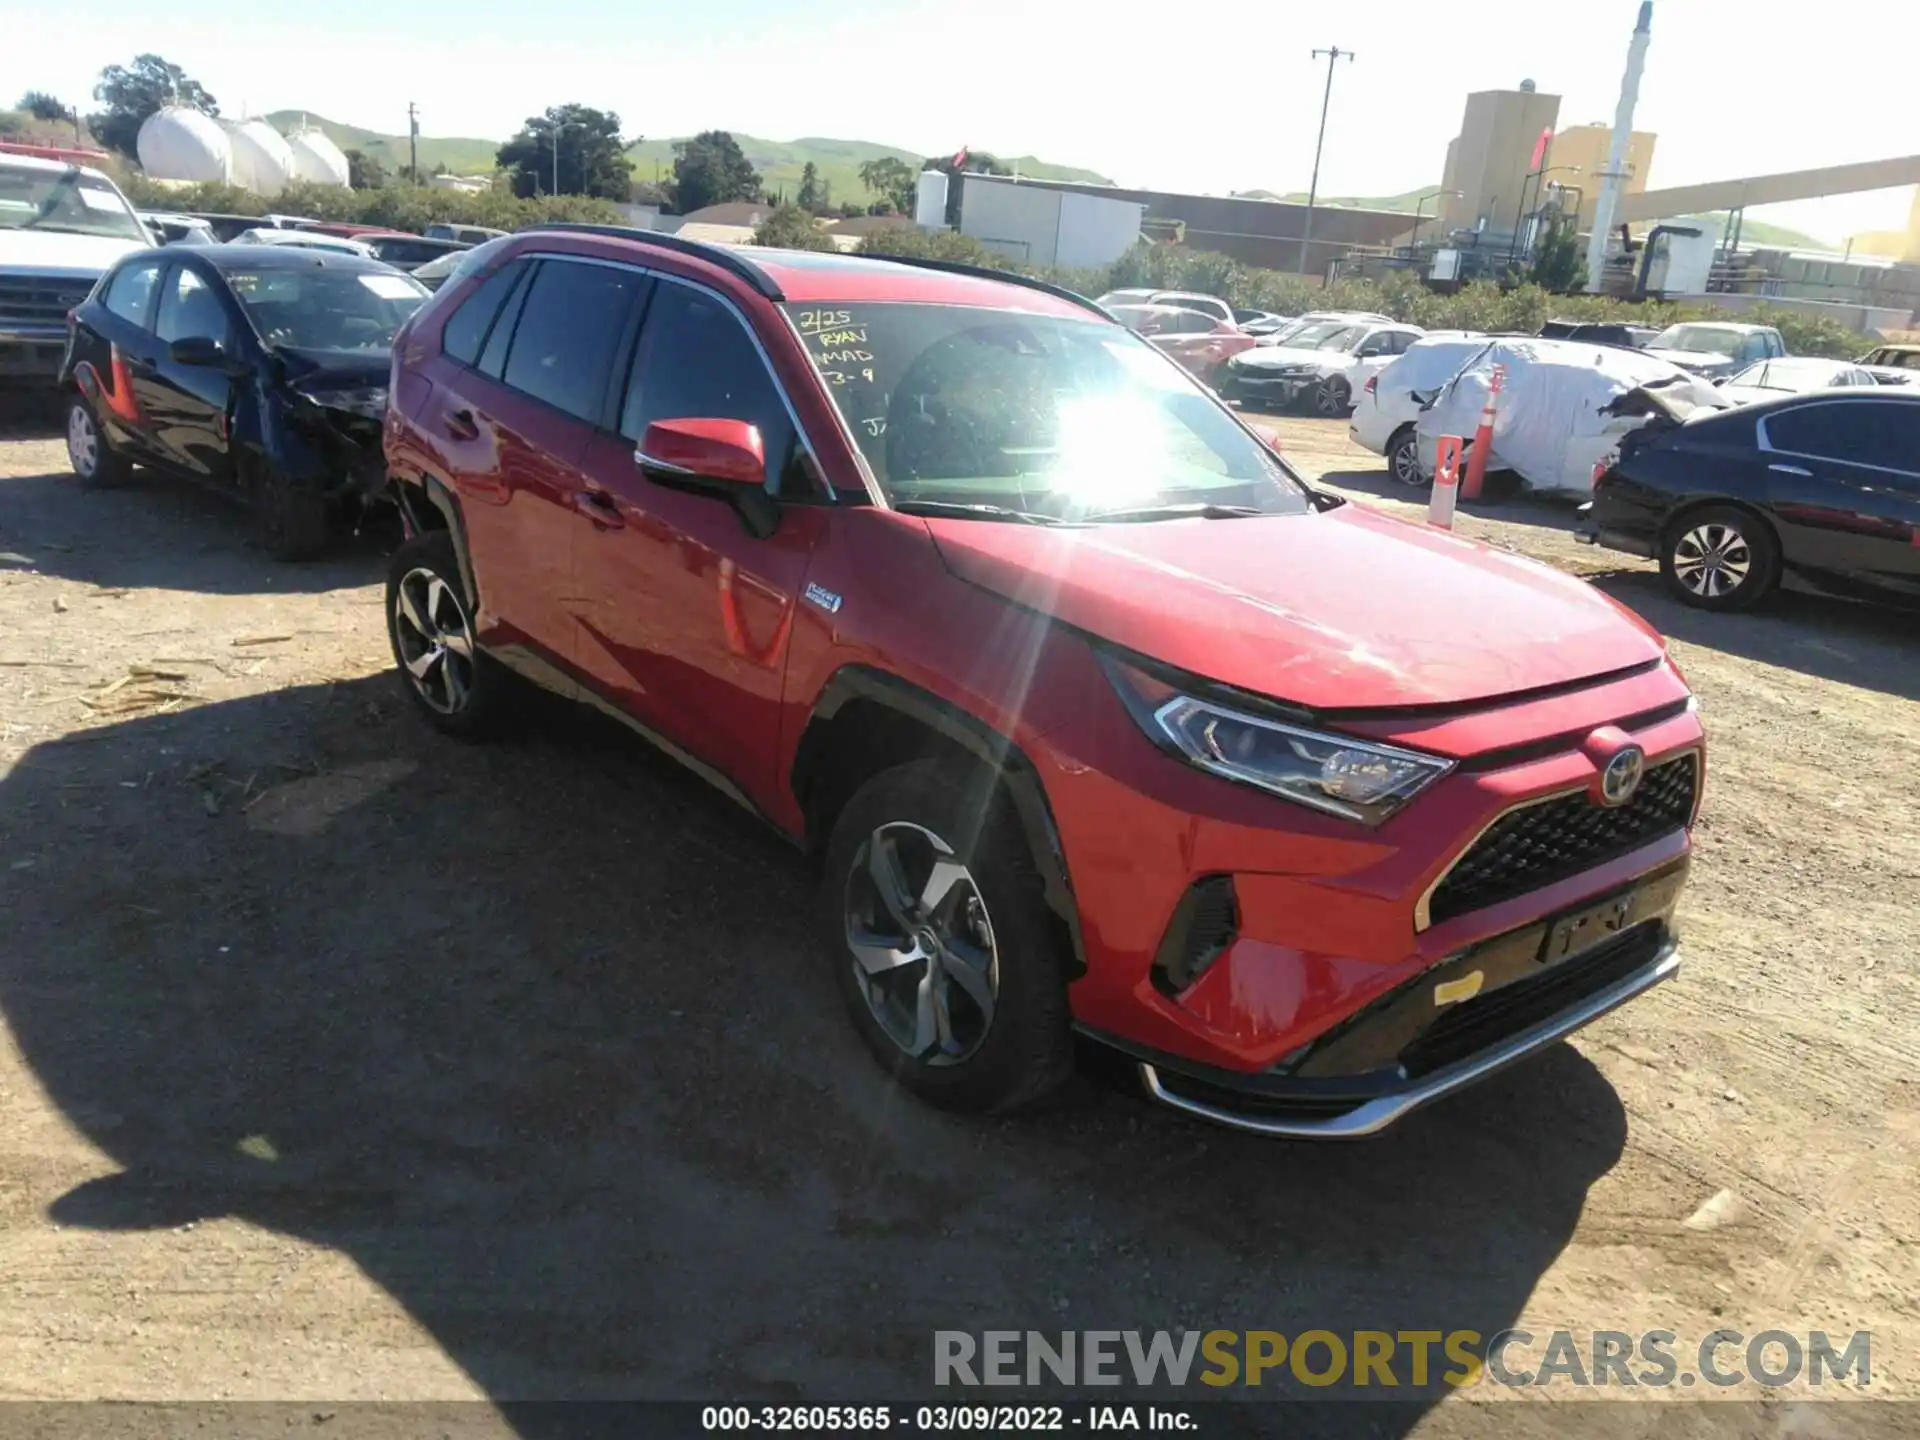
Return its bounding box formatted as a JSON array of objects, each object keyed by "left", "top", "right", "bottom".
[
  {"left": 890, "top": 499, "right": 1070, "bottom": 525},
  {"left": 1083, "top": 502, "right": 1268, "bottom": 522}
]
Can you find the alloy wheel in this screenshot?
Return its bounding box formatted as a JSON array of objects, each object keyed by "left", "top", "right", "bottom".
[
  {"left": 67, "top": 405, "right": 98, "bottom": 478},
  {"left": 1315, "top": 379, "right": 1348, "bottom": 416},
  {"left": 844, "top": 821, "right": 1000, "bottom": 1066},
  {"left": 1671, "top": 522, "right": 1752, "bottom": 600},
  {"left": 392, "top": 567, "right": 478, "bottom": 714},
  {"left": 1389, "top": 434, "right": 1424, "bottom": 487}
]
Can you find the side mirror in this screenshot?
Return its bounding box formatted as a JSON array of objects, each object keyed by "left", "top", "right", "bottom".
[
  {"left": 169, "top": 335, "right": 230, "bottom": 368},
  {"left": 637, "top": 418, "right": 778, "bottom": 538}
]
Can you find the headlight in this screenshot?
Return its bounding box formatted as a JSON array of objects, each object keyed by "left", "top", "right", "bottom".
[
  {"left": 297, "top": 386, "right": 388, "bottom": 419},
  {"left": 1101, "top": 654, "right": 1452, "bottom": 826}
]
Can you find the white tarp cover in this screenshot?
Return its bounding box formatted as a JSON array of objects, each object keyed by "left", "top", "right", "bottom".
[
  {"left": 286, "top": 128, "right": 350, "bottom": 187},
  {"left": 136, "top": 107, "right": 232, "bottom": 185},
  {"left": 1416, "top": 338, "right": 1727, "bottom": 495},
  {"left": 226, "top": 119, "right": 296, "bottom": 198}
]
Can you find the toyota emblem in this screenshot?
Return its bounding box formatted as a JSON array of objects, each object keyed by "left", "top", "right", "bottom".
[{"left": 1599, "top": 745, "right": 1646, "bottom": 808}]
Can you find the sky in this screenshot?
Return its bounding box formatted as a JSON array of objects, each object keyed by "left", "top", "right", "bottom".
[{"left": 3, "top": 0, "right": 1915, "bottom": 244}]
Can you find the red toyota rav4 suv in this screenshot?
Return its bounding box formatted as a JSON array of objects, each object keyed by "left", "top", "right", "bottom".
[{"left": 382, "top": 225, "right": 1704, "bottom": 1136}]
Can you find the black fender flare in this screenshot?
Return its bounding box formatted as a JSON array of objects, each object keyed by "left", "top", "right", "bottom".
[
  {"left": 391, "top": 471, "right": 480, "bottom": 612},
  {"left": 796, "top": 666, "right": 1086, "bottom": 976}
]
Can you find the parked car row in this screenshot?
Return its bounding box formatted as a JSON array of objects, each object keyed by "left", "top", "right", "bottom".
[{"left": 54, "top": 225, "right": 1712, "bottom": 1140}]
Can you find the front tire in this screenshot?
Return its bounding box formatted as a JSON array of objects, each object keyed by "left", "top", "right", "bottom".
[
  {"left": 822, "top": 759, "right": 1073, "bottom": 1113},
  {"left": 1313, "top": 376, "right": 1351, "bottom": 417},
  {"left": 386, "top": 531, "right": 516, "bottom": 739},
  {"left": 1386, "top": 427, "right": 1426, "bottom": 488},
  {"left": 1660, "top": 505, "right": 1781, "bottom": 611},
  {"left": 66, "top": 397, "right": 132, "bottom": 489}
]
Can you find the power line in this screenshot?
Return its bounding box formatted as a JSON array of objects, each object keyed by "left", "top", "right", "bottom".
[{"left": 1298, "top": 46, "right": 1355, "bottom": 277}]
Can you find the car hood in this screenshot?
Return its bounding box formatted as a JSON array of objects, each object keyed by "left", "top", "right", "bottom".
[
  {"left": 0, "top": 229, "right": 147, "bottom": 272},
  {"left": 923, "top": 504, "right": 1663, "bottom": 711},
  {"left": 1235, "top": 344, "right": 1343, "bottom": 371},
  {"left": 276, "top": 348, "right": 391, "bottom": 391}
]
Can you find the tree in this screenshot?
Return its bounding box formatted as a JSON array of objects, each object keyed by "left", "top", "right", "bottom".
[
  {"left": 795, "top": 162, "right": 822, "bottom": 214},
  {"left": 669, "top": 130, "right": 761, "bottom": 215},
  {"left": 753, "top": 202, "right": 835, "bottom": 252},
  {"left": 88, "top": 55, "right": 217, "bottom": 160},
  {"left": 1530, "top": 209, "right": 1582, "bottom": 292},
  {"left": 857, "top": 156, "right": 918, "bottom": 214},
  {"left": 496, "top": 104, "right": 634, "bottom": 200},
  {"left": 344, "top": 148, "right": 387, "bottom": 190},
  {"left": 17, "top": 91, "right": 69, "bottom": 123}
]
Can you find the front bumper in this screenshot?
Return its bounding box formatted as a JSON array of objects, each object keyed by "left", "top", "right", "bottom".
[
  {"left": 0, "top": 325, "right": 69, "bottom": 381},
  {"left": 1131, "top": 928, "right": 1679, "bottom": 1137},
  {"left": 1222, "top": 370, "right": 1316, "bottom": 404}
]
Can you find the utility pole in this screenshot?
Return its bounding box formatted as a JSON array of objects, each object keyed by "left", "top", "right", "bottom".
[
  {"left": 407, "top": 102, "right": 419, "bottom": 185},
  {"left": 1298, "top": 46, "right": 1354, "bottom": 278}
]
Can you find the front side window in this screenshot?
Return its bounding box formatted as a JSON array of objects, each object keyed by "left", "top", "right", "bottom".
[
  {"left": 783, "top": 301, "right": 1310, "bottom": 519},
  {"left": 226, "top": 266, "right": 427, "bottom": 354},
  {"left": 498, "top": 259, "right": 646, "bottom": 422},
  {"left": 622, "top": 282, "right": 801, "bottom": 494},
  {"left": 102, "top": 259, "right": 164, "bottom": 328},
  {"left": 155, "top": 267, "right": 231, "bottom": 346}
]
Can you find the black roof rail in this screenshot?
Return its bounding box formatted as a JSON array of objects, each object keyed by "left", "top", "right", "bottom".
[
  {"left": 521, "top": 222, "right": 785, "bottom": 300},
  {"left": 852, "top": 253, "right": 1110, "bottom": 319}
]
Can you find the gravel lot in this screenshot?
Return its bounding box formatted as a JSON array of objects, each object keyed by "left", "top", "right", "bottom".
[{"left": 0, "top": 397, "right": 1913, "bottom": 1436}]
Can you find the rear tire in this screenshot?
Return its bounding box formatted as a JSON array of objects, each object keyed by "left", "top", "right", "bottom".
[
  {"left": 822, "top": 758, "right": 1074, "bottom": 1114},
  {"left": 249, "top": 456, "right": 331, "bottom": 562},
  {"left": 1386, "top": 427, "right": 1426, "bottom": 488},
  {"left": 1659, "top": 504, "right": 1781, "bottom": 611},
  {"left": 386, "top": 531, "right": 517, "bottom": 739},
  {"left": 66, "top": 397, "right": 132, "bottom": 490}
]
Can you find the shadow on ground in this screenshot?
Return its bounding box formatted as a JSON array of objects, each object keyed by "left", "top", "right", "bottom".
[
  {"left": 1, "top": 670, "right": 1630, "bottom": 1434},
  {"left": 0, "top": 464, "right": 394, "bottom": 596},
  {"left": 1591, "top": 568, "right": 1920, "bottom": 705},
  {"left": 1314, "top": 467, "right": 1577, "bottom": 533}
]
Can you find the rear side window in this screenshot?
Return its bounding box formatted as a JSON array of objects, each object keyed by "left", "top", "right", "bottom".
[
  {"left": 1767, "top": 401, "right": 1920, "bottom": 471},
  {"left": 620, "top": 281, "right": 802, "bottom": 495},
  {"left": 103, "top": 260, "right": 164, "bottom": 329},
  {"left": 498, "top": 259, "right": 646, "bottom": 422},
  {"left": 440, "top": 257, "right": 528, "bottom": 366}
]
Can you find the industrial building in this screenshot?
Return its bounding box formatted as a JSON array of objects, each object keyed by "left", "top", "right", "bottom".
[{"left": 1438, "top": 82, "right": 1565, "bottom": 236}]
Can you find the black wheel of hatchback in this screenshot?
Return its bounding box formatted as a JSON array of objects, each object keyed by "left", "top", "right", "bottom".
[
  {"left": 1387, "top": 427, "right": 1427, "bottom": 488},
  {"left": 386, "top": 531, "right": 516, "bottom": 739},
  {"left": 1660, "top": 505, "right": 1781, "bottom": 611},
  {"left": 822, "top": 759, "right": 1074, "bottom": 1113},
  {"left": 65, "top": 396, "right": 132, "bottom": 489}
]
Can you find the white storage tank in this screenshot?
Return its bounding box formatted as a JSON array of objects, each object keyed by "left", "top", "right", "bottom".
[
  {"left": 286, "top": 127, "right": 350, "bottom": 187},
  {"left": 135, "top": 106, "right": 232, "bottom": 184},
  {"left": 914, "top": 169, "right": 949, "bottom": 228},
  {"left": 226, "top": 119, "right": 296, "bottom": 197}
]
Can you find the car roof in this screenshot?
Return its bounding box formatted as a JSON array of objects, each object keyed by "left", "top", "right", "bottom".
[
  {"left": 0, "top": 153, "right": 114, "bottom": 181},
  {"left": 188, "top": 244, "right": 400, "bottom": 275},
  {"left": 1735, "top": 387, "right": 1920, "bottom": 413}
]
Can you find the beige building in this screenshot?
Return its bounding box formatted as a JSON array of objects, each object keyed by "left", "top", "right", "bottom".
[
  {"left": 1439, "top": 83, "right": 1563, "bottom": 234},
  {"left": 1550, "top": 123, "right": 1658, "bottom": 230},
  {"left": 1846, "top": 186, "right": 1920, "bottom": 263}
]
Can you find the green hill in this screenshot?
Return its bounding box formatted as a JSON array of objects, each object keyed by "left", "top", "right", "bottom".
[{"left": 263, "top": 113, "right": 1111, "bottom": 205}]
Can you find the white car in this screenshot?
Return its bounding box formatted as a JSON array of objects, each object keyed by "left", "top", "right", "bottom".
[
  {"left": 1344, "top": 328, "right": 1482, "bottom": 401},
  {"left": 1220, "top": 318, "right": 1424, "bottom": 416},
  {"left": 234, "top": 228, "right": 375, "bottom": 258},
  {"left": 0, "top": 150, "right": 151, "bottom": 384},
  {"left": 1348, "top": 333, "right": 1495, "bottom": 485},
  {"left": 1095, "top": 288, "right": 1233, "bottom": 327},
  {"left": 1254, "top": 309, "right": 1393, "bottom": 347},
  {"left": 1642, "top": 321, "right": 1786, "bottom": 381},
  {"left": 1715, "top": 356, "right": 1878, "bottom": 405}
]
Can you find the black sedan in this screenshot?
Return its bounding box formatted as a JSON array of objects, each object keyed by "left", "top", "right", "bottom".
[
  {"left": 1582, "top": 389, "right": 1920, "bottom": 612},
  {"left": 60, "top": 244, "right": 427, "bottom": 559}
]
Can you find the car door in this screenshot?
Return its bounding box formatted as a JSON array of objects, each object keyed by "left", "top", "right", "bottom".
[
  {"left": 1149, "top": 310, "right": 1226, "bottom": 378},
  {"left": 83, "top": 256, "right": 169, "bottom": 462},
  {"left": 423, "top": 253, "right": 650, "bottom": 669},
  {"left": 1759, "top": 398, "right": 1920, "bottom": 598},
  {"left": 571, "top": 274, "right": 827, "bottom": 803},
  {"left": 145, "top": 261, "right": 242, "bottom": 484}
]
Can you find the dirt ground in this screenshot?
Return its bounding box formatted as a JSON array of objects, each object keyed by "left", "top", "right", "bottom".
[{"left": 0, "top": 394, "right": 1914, "bottom": 1436}]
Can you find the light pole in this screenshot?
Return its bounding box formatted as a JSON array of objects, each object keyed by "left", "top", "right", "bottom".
[
  {"left": 1409, "top": 188, "right": 1460, "bottom": 249},
  {"left": 1297, "top": 45, "right": 1354, "bottom": 277},
  {"left": 550, "top": 118, "right": 577, "bottom": 196}
]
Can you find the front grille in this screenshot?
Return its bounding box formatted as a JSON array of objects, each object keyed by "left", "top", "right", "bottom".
[
  {"left": 1428, "top": 754, "right": 1697, "bottom": 926},
  {"left": 1399, "top": 923, "right": 1665, "bottom": 1077},
  {"left": 0, "top": 276, "right": 91, "bottom": 327}
]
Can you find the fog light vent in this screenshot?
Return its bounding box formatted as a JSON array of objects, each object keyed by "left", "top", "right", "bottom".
[{"left": 1151, "top": 876, "right": 1240, "bottom": 997}]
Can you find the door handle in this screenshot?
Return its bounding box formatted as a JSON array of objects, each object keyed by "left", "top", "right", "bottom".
[
  {"left": 444, "top": 408, "right": 479, "bottom": 442},
  {"left": 574, "top": 487, "right": 625, "bottom": 530},
  {"left": 125, "top": 354, "right": 157, "bottom": 377},
  {"left": 1768, "top": 462, "right": 1813, "bottom": 477}
]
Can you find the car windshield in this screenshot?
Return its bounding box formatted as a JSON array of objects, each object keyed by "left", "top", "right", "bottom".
[
  {"left": 1314, "top": 326, "right": 1365, "bottom": 351},
  {"left": 784, "top": 302, "right": 1310, "bottom": 520},
  {"left": 226, "top": 267, "right": 428, "bottom": 352},
  {"left": 1653, "top": 324, "right": 1745, "bottom": 356},
  {"left": 0, "top": 165, "right": 148, "bottom": 242},
  {"left": 1729, "top": 360, "right": 1830, "bottom": 391}
]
